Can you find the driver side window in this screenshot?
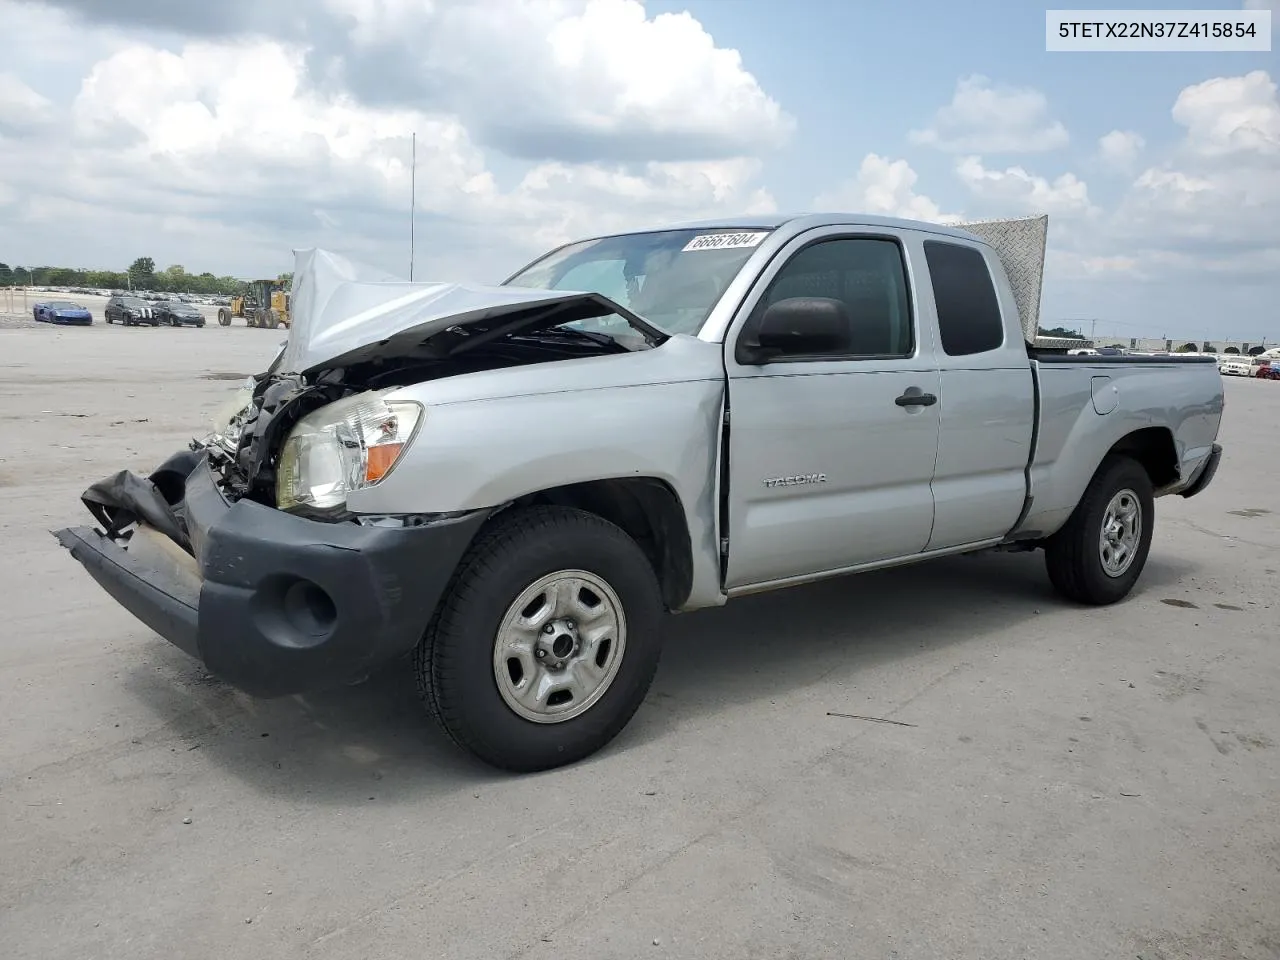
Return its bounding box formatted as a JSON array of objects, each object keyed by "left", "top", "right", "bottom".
[{"left": 748, "top": 237, "right": 914, "bottom": 358}]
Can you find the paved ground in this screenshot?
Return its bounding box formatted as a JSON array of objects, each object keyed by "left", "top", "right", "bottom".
[{"left": 2, "top": 325, "right": 1277, "bottom": 960}]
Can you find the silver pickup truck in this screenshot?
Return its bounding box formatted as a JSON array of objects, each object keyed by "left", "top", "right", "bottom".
[{"left": 55, "top": 212, "right": 1225, "bottom": 772}]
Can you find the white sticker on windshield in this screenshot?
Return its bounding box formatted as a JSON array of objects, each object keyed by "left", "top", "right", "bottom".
[{"left": 681, "top": 231, "right": 769, "bottom": 252}]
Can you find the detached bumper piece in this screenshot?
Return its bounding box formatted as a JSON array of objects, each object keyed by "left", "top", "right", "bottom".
[
  {"left": 1179, "top": 443, "right": 1223, "bottom": 499},
  {"left": 54, "top": 452, "right": 487, "bottom": 697}
]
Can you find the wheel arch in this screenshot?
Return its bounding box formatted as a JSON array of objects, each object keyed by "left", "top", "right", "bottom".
[
  {"left": 502, "top": 477, "right": 694, "bottom": 612},
  {"left": 1105, "top": 426, "right": 1179, "bottom": 490}
]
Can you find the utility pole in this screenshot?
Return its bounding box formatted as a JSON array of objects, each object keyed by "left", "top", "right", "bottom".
[{"left": 409, "top": 131, "right": 416, "bottom": 282}]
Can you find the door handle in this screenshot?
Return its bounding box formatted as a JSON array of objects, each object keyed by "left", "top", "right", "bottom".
[{"left": 895, "top": 390, "right": 937, "bottom": 407}]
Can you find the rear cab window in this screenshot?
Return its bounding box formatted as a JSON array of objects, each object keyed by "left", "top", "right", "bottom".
[{"left": 923, "top": 241, "right": 1005, "bottom": 356}]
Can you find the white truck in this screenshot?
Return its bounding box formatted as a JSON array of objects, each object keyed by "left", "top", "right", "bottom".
[{"left": 55, "top": 213, "right": 1225, "bottom": 772}]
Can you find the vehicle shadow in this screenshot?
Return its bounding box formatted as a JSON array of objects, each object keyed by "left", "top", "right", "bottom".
[
  {"left": 615, "top": 549, "right": 1195, "bottom": 753},
  {"left": 117, "top": 547, "right": 1197, "bottom": 802}
]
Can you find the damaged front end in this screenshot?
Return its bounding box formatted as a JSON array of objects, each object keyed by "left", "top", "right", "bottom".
[
  {"left": 52, "top": 247, "right": 659, "bottom": 696},
  {"left": 203, "top": 369, "right": 352, "bottom": 512},
  {"left": 52, "top": 356, "right": 493, "bottom": 697},
  {"left": 53, "top": 421, "right": 490, "bottom": 697}
]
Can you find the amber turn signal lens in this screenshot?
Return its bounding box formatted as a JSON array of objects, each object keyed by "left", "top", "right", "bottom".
[{"left": 365, "top": 442, "right": 405, "bottom": 483}]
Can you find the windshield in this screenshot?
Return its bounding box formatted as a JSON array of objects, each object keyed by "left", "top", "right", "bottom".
[
  {"left": 49, "top": 301, "right": 80, "bottom": 309},
  {"left": 121, "top": 298, "right": 146, "bottom": 308},
  {"left": 504, "top": 227, "right": 772, "bottom": 337}
]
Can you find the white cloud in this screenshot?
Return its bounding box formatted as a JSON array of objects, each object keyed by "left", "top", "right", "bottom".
[
  {"left": 1097, "top": 130, "right": 1145, "bottom": 170},
  {"left": 34, "top": 0, "right": 794, "bottom": 162},
  {"left": 813, "top": 154, "right": 961, "bottom": 224},
  {"left": 1113, "top": 71, "right": 1280, "bottom": 257},
  {"left": 909, "top": 75, "right": 1069, "bottom": 153},
  {"left": 312, "top": 0, "right": 795, "bottom": 163},
  {"left": 67, "top": 40, "right": 493, "bottom": 213},
  {"left": 511, "top": 157, "right": 776, "bottom": 251},
  {"left": 1171, "top": 70, "right": 1279, "bottom": 159},
  {"left": 1061, "top": 69, "right": 1280, "bottom": 320},
  {"left": 955, "top": 156, "right": 1096, "bottom": 217},
  {"left": 0, "top": 73, "right": 54, "bottom": 131},
  {"left": 0, "top": 1, "right": 783, "bottom": 280}
]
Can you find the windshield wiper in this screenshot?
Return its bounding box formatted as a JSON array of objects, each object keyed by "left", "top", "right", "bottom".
[{"left": 514, "top": 326, "right": 631, "bottom": 351}]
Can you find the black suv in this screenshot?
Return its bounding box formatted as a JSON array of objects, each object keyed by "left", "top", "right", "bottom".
[
  {"left": 155, "top": 300, "right": 206, "bottom": 327},
  {"left": 104, "top": 295, "right": 160, "bottom": 326}
]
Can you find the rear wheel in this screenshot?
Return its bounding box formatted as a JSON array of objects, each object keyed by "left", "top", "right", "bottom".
[
  {"left": 1045, "top": 455, "right": 1154, "bottom": 605},
  {"left": 217, "top": 308, "right": 231, "bottom": 326},
  {"left": 414, "top": 505, "right": 665, "bottom": 772}
]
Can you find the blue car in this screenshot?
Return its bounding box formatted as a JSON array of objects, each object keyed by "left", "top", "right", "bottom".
[{"left": 33, "top": 300, "right": 93, "bottom": 325}]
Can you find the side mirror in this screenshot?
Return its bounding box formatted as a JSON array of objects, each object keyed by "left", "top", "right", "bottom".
[{"left": 738, "top": 296, "right": 852, "bottom": 364}]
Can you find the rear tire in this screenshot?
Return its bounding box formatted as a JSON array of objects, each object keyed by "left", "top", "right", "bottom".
[
  {"left": 1045, "top": 455, "right": 1154, "bottom": 606},
  {"left": 217, "top": 308, "right": 231, "bottom": 326},
  {"left": 414, "top": 505, "right": 665, "bottom": 772}
]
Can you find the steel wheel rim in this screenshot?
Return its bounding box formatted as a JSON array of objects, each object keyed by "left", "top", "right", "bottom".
[
  {"left": 1099, "top": 488, "right": 1141, "bottom": 578},
  {"left": 492, "top": 569, "right": 627, "bottom": 724}
]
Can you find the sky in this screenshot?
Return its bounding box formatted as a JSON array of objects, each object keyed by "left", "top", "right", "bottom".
[{"left": 0, "top": 0, "right": 1275, "bottom": 341}]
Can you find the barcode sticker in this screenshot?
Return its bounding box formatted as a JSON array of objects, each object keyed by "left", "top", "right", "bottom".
[{"left": 681, "top": 231, "right": 769, "bottom": 252}]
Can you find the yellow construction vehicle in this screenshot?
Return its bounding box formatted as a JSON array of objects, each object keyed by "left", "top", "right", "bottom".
[{"left": 217, "top": 279, "right": 291, "bottom": 329}]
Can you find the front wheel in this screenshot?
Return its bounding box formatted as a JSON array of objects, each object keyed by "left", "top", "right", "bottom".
[
  {"left": 1045, "top": 455, "right": 1154, "bottom": 605},
  {"left": 414, "top": 505, "right": 665, "bottom": 772}
]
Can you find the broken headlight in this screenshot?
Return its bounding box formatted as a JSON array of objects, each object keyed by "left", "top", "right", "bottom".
[
  {"left": 205, "top": 377, "right": 257, "bottom": 453},
  {"left": 275, "top": 392, "right": 423, "bottom": 513}
]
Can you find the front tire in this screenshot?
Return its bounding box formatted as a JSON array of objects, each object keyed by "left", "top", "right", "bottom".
[
  {"left": 414, "top": 505, "right": 665, "bottom": 772},
  {"left": 1045, "top": 455, "right": 1154, "bottom": 605}
]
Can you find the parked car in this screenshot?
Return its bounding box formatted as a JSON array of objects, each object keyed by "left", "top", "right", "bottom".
[
  {"left": 1220, "top": 356, "right": 1268, "bottom": 377},
  {"left": 32, "top": 300, "right": 92, "bottom": 325},
  {"left": 155, "top": 300, "right": 206, "bottom": 327},
  {"left": 55, "top": 213, "right": 1225, "bottom": 773},
  {"left": 104, "top": 295, "right": 160, "bottom": 326}
]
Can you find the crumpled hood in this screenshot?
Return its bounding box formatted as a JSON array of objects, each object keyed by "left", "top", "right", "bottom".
[{"left": 278, "top": 248, "right": 630, "bottom": 374}]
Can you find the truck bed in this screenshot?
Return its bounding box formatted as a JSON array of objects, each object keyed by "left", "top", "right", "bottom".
[
  {"left": 1009, "top": 353, "right": 1225, "bottom": 541},
  {"left": 1029, "top": 351, "right": 1219, "bottom": 365}
]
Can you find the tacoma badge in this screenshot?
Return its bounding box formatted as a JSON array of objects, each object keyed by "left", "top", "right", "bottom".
[{"left": 763, "top": 474, "right": 827, "bottom": 488}]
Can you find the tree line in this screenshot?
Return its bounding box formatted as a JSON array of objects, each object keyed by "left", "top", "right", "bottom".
[{"left": 0, "top": 257, "right": 256, "bottom": 296}]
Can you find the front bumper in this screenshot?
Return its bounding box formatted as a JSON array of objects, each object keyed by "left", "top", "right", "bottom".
[{"left": 54, "top": 453, "right": 488, "bottom": 697}]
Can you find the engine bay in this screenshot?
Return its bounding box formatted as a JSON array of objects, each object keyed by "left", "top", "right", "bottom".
[{"left": 202, "top": 333, "right": 629, "bottom": 510}]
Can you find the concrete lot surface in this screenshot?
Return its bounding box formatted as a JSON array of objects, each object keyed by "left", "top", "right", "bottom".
[{"left": 1, "top": 325, "right": 1277, "bottom": 960}]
